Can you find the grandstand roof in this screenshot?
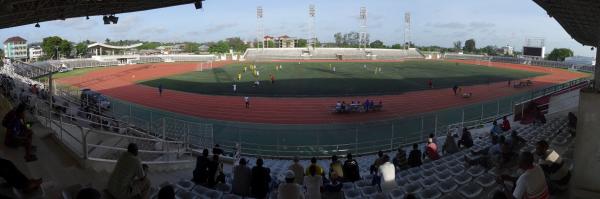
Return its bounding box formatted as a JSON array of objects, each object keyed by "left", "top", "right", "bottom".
[
  {"left": 533, "top": 0, "right": 600, "bottom": 46},
  {"left": 87, "top": 42, "right": 143, "bottom": 50},
  {"left": 0, "top": 0, "right": 197, "bottom": 29}
]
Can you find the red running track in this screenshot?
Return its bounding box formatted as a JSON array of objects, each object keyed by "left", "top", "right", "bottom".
[{"left": 57, "top": 60, "right": 588, "bottom": 124}]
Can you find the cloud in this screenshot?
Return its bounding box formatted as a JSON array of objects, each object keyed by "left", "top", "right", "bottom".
[
  {"left": 50, "top": 18, "right": 98, "bottom": 31},
  {"left": 108, "top": 16, "right": 142, "bottom": 34},
  {"left": 139, "top": 27, "right": 168, "bottom": 35},
  {"left": 429, "top": 22, "right": 467, "bottom": 29},
  {"left": 203, "top": 22, "right": 238, "bottom": 34},
  {"left": 469, "top": 22, "right": 495, "bottom": 29}
]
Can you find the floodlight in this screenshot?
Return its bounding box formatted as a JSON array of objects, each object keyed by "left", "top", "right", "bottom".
[
  {"left": 195, "top": 0, "right": 205, "bottom": 9},
  {"left": 108, "top": 15, "right": 118, "bottom": 24},
  {"left": 34, "top": 23, "right": 40, "bottom": 28},
  {"left": 103, "top": 16, "right": 110, "bottom": 24}
]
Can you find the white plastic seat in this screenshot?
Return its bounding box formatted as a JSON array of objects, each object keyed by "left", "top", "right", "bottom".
[
  {"left": 457, "top": 182, "right": 483, "bottom": 199},
  {"left": 436, "top": 179, "right": 458, "bottom": 193},
  {"left": 420, "top": 177, "right": 438, "bottom": 189},
  {"left": 466, "top": 166, "right": 485, "bottom": 177},
  {"left": 453, "top": 173, "right": 473, "bottom": 185},
  {"left": 361, "top": 186, "right": 378, "bottom": 197},
  {"left": 389, "top": 188, "right": 406, "bottom": 199},
  {"left": 344, "top": 189, "right": 362, "bottom": 199},
  {"left": 474, "top": 174, "right": 496, "bottom": 188},
  {"left": 419, "top": 187, "right": 442, "bottom": 199},
  {"left": 404, "top": 182, "right": 422, "bottom": 194}
]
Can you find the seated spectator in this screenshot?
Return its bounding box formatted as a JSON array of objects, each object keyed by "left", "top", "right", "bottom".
[
  {"left": 342, "top": 153, "right": 360, "bottom": 182},
  {"left": 535, "top": 141, "right": 570, "bottom": 194},
  {"left": 192, "top": 149, "right": 210, "bottom": 185},
  {"left": 424, "top": 138, "right": 440, "bottom": 160},
  {"left": 304, "top": 165, "right": 323, "bottom": 199},
  {"left": 506, "top": 130, "right": 526, "bottom": 151},
  {"left": 251, "top": 158, "right": 271, "bottom": 199},
  {"left": 2, "top": 103, "right": 37, "bottom": 162},
  {"left": 305, "top": 157, "right": 324, "bottom": 176},
  {"left": 278, "top": 170, "right": 304, "bottom": 199},
  {"left": 496, "top": 152, "right": 549, "bottom": 199},
  {"left": 501, "top": 116, "right": 511, "bottom": 132},
  {"left": 106, "top": 143, "right": 151, "bottom": 199},
  {"left": 0, "top": 158, "right": 42, "bottom": 193},
  {"left": 392, "top": 148, "right": 408, "bottom": 170},
  {"left": 458, "top": 128, "right": 474, "bottom": 148},
  {"left": 212, "top": 144, "right": 224, "bottom": 156},
  {"left": 567, "top": 112, "right": 577, "bottom": 136},
  {"left": 407, "top": 144, "right": 422, "bottom": 167},
  {"left": 329, "top": 155, "right": 344, "bottom": 180},
  {"left": 442, "top": 131, "right": 459, "bottom": 155},
  {"left": 370, "top": 151, "right": 385, "bottom": 175},
  {"left": 378, "top": 155, "right": 395, "bottom": 194},
  {"left": 157, "top": 185, "right": 175, "bottom": 199},
  {"left": 232, "top": 158, "right": 252, "bottom": 196},
  {"left": 288, "top": 156, "right": 305, "bottom": 185},
  {"left": 207, "top": 154, "right": 225, "bottom": 188},
  {"left": 490, "top": 121, "right": 502, "bottom": 137},
  {"left": 322, "top": 173, "right": 343, "bottom": 199}
]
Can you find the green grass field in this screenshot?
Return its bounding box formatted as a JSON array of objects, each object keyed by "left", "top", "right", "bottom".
[{"left": 140, "top": 61, "right": 544, "bottom": 97}]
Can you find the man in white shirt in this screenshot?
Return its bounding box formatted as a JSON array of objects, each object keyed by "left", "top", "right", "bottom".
[
  {"left": 377, "top": 155, "right": 396, "bottom": 194},
  {"left": 497, "top": 152, "right": 549, "bottom": 199},
  {"left": 244, "top": 96, "right": 249, "bottom": 108},
  {"left": 287, "top": 156, "right": 305, "bottom": 185},
  {"left": 535, "top": 141, "right": 570, "bottom": 193},
  {"left": 278, "top": 170, "right": 304, "bottom": 199},
  {"left": 233, "top": 84, "right": 237, "bottom": 93}
]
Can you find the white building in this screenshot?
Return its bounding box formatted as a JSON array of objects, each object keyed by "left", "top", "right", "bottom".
[
  {"left": 564, "top": 56, "right": 596, "bottom": 66},
  {"left": 28, "top": 45, "right": 44, "bottom": 61},
  {"left": 3, "top": 36, "right": 28, "bottom": 60},
  {"left": 501, "top": 45, "right": 514, "bottom": 56}
]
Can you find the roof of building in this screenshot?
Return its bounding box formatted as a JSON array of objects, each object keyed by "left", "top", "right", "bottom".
[
  {"left": 87, "top": 42, "right": 143, "bottom": 50},
  {"left": 3, "top": 36, "right": 27, "bottom": 44},
  {"left": 533, "top": 0, "right": 600, "bottom": 46}
]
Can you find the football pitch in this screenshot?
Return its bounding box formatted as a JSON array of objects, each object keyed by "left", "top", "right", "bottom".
[{"left": 140, "top": 61, "right": 544, "bottom": 97}]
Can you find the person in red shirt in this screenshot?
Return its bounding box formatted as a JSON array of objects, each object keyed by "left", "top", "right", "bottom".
[
  {"left": 423, "top": 138, "right": 440, "bottom": 160},
  {"left": 270, "top": 74, "right": 275, "bottom": 84},
  {"left": 502, "top": 116, "right": 511, "bottom": 132},
  {"left": 427, "top": 79, "right": 433, "bottom": 88}
]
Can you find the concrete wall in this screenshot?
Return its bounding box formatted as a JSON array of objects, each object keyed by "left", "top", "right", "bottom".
[{"left": 571, "top": 88, "right": 600, "bottom": 198}]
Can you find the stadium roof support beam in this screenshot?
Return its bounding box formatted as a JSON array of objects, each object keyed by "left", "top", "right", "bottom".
[{"left": 0, "top": 0, "right": 197, "bottom": 29}]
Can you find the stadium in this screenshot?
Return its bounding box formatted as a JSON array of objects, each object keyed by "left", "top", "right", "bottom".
[{"left": 0, "top": 0, "right": 599, "bottom": 199}]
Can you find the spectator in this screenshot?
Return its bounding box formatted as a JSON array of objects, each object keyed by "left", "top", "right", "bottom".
[
  {"left": 496, "top": 152, "right": 549, "bottom": 199},
  {"left": 76, "top": 187, "right": 101, "bottom": 199},
  {"left": 329, "top": 155, "right": 344, "bottom": 180},
  {"left": 207, "top": 154, "right": 225, "bottom": 188},
  {"left": 490, "top": 121, "right": 502, "bottom": 137},
  {"left": 442, "top": 131, "right": 459, "bottom": 155},
  {"left": 342, "top": 153, "right": 360, "bottom": 182},
  {"left": 212, "top": 144, "right": 224, "bottom": 156},
  {"left": 501, "top": 116, "right": 511, "bottom": 132},
  {"left": 407, "top": 144, "right": 422, "bottom": 167},
  {"left": 506, "top": 130, "right": 526, "bottom": 151},
  {"left": 278, "top": 170, "right": 304, "bottom": 199},
  {"left": 288, "top": 156, "right": 305, "bottom": 185},
  {"left": 370, "top": 151, "right": 385, "bottom": 174},
  {"left": 2, "top": 103, "right": 37, "bottom": 162},
  {"left": 106, "top": 143, "right": 151, "bottom": 199},
  {"left": 305, "top": 157, "right": 324, "bottom": 176},
  {"left": 157, "top": 185, "right": 175, "bottom": 199},
  {"left": 567, "top": 112, "right": 577, "bottom": 136},
  {"left": 458, "top": 128, "right": 474, "bottom": 148},
  {"left": 232, "top": 158, "right": 252, "bottom": 196},
  {"left": 424, "top": 138, "right": 440, "bottom": 160},
  {"left": 322, "top": 172, "right": 343, "bottom": 199},
  {"left": 377, "top": 155, "right": 395, "bottom": 194},
  {"left": 0, "top": 158, "right": 42, "bottom": 193},
  {"left": 192, "top": 149, "right": 210, "bottom": 185},
  {"left": 251, "top": 158, "right": 271, "bottom": 199},
  {"left": 392, "top": 148, "right": 408, "bottom": 170},
  {"left": 304, "top": 165, "right": 323, "bottom": 199},
  {"left": 428, "top": 133, "right": 437, "bottom": 145},
  {"left": 498, "top": 136, "right": 516, "bottom": 167},
  {"left": 535, "top": 141, "right": 570, "bottom": 193}
]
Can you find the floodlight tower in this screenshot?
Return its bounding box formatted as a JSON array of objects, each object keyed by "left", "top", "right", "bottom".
[
  {"left": 359, "top": 7, "right": 368, "bottom": 51},
  {"left": 257, "top": 6, "right": 264, "bottom": 51},
  {"left": 308, "top": 4, "right": 317, "bottom": 51},
  {"left": 404, "top": 12, "right": 411, "bottom": 49}
]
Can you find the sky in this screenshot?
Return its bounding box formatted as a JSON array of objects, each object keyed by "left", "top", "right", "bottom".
[{"left": 0, "top": 0, "right": 596, "bottom": 57}]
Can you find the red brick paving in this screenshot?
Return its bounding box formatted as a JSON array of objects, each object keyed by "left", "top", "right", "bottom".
[{"left": 57, "top": 60, "right": 588, "bottom": 124}]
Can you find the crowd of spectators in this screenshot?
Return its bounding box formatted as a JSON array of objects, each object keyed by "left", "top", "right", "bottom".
[{"left": 334, "top": 99, "right": 383, "bottom": 113}]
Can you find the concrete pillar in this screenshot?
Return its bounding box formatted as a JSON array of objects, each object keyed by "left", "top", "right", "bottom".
[{"left": 571, "top": 88, "right": 600, "bottom": 198}]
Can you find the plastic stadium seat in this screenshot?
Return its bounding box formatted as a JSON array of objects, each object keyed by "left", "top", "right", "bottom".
[
  {"left": 421, "top": 163, "right": 434, "bottom": 171},
  {"left": 466, "top": 166, "right": 485, "bottom": 177},
  {"left": 355, "top": 180, "right": 371, "bottom": 189},
  {"left": 407, "top": 174, "right": 422, "bottom": 182},
  {"left": 457, "top": 182, "right": 483, "bottom": 199},
  {"left": 176, "top": 180, "right": 194, "bottom": 190},
  {"left": 176, "top": 190, "right": 200, "bottom": 199},
  {"left": 344, "top": 189, "right": 362, "bottom": 199},
  {"left": 404, "top": 182, "right": 423, "bottom": 194},
  {"left": 342, "top": 182, "right": 355, "bottom": 191},
  {"left": 370, "top": 192, "right": 388, "bottom": 199},
  {"left": 361, "top": 186, "right": 378, "bottom": 198},
  {"left": 363, "top": 174, "right": 374, "bottom": 182},
  {"left": 439, "top": 192, "right": 465, "bottom": 199},
  {"left": 435, "top": 171, "right": 452, "bottom": 181},
  {"left": 474, "top": 174, "right": 496, "bottom": 188},
  {"left": 436, "top": 179, "right": 458, "bottom": 193},
  {"left": 419, "top": 187, "right": 442, "bottom": 199},
  {"left": 420, "top": 177, "right": 438, "bottom": 189},
  {"left": 444, "top": 160, "right": 459, "bottom": 168},
  {"left": 433, "top": 165, "right": 447, "bottom": 173},
  {"left": 389, "top": 188, "right": 406, "bottom": 199},
  {"left": 449, "top": 165, "right": 465, "bottom": 176},
  {"left": 215, "top": 183, "right": 232, "bottom": 193},
  {"left": 421, "top": 170, "right": 435, "bottom": 178},
  {"left": 453, "top": 173, "right": 473, "bottom": 185},
  {"left": 222, "top": 194, "right": 242, "bottom": 199},
  {"left": 396, "top": 178, "right": 408, "bottom": 187},
  {"left": 408, "top": 167, "right": 421, "bottom": 175},
  {"left": 203, "top": 190, "right": 223, "bottom": 199},
  {"left": 397, "top": 170, "right": 411, "bottom": 178}
]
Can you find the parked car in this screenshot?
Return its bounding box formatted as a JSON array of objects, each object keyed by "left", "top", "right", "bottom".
[{"left": 80, "top": 88, "right": 111, "bottom": 111}]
